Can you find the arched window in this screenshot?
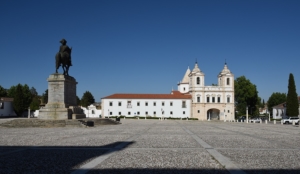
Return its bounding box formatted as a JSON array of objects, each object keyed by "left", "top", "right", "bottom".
[
  {"left": 197, "top": 77, "right": 200, "bottom": 85},
  {"left": 227, "top": 78, "right": 230, "bottom": 85}
]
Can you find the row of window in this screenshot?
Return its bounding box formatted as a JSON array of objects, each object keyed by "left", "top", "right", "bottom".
[
  {"left": 195, "top": 77, "right": 231, "bottom": 85},
  {"left": 108, "top": 111, "right": 186, "bottom": 115},
  {"left": 196, "top": 96, "right": 230, "bottom": 103},
  {"left": 109, "top": 101, "right": 187, "bottom": 108},
  {"left": 108, "top": 110, "right": 230, "bottom": 116},
  {"left": 195, "top": 110, "right": 230, "bottom": 113}
]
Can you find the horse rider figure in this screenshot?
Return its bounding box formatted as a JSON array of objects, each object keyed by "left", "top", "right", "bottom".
[{"left": 55, "top": 38, "right": 72, "bottom": 75}]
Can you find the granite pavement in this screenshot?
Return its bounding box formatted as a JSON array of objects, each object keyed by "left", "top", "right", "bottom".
[{"left": 0, "top": 119, "right": 300, "bottom": 174}]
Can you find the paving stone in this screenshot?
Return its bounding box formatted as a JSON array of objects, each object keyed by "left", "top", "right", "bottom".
[
  {"left": 91, "top": 149, "right": 228, "bottom": 174},
  {"left": 218, "top": 149, "right": 300, "bottom": 173},
  {"left": 0, "top": 119, "right": 299, "bottom": 174}
]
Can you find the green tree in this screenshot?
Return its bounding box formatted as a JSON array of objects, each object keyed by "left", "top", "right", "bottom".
[
  {"left": 257, "top": 96, "right": 262, "bottom": 108},
  {"left": 13, "top": 84, "right": 26, "bottom": 116},
  {"left": 81, "top": 91, "right": 95, "bottom": 107},
  {"left": 76, "top": 96, "right": 81, "bottom": 106},
  {"left": 286, "top": 73, "right": 299, "bottom": 116},
  {"left": 0, "top": 85, "right": 7, "bottom": 97},
  {"left": 234, "top": 76, "right": 259, "bottom": 117},
  {"left": 30, "top": 87, "right": 38, "bottom": 97},
  {"left": 267, "top": 92, "right": 286, "bottom": 115},
  {"left": 22, "top": 84, "right": 32, "bottom": 108},
  {"left": 42, "top": 89, "right": 48, "bottom": 104},
  {"left": 30, "top": 97, "right": 41, "bottom": 110},
  {"left": 7, "top": 85, "right": 16, "bottom": 98}
]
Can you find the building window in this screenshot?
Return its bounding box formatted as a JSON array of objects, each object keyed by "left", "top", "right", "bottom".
[
  {"left": 109, "top": 102, "right": 113, "bottom": 106},
  {"left": 137, "top": 111, "right": 140, "bottom": 115},
  {"left": 109, "top": 112, "right": 112, "bottom": 115},
  {"left": 228, "top": 110, "right": 230, "bottom": 113},
  {"left": 127, "top": 101, "right": 132, "bottom": 108},
  {"left": 145, "top": 102, "right": 148, "bottom": 106},
  {"left": 197, "top": 97, "right": 200, "bottom": 103},
  {"left": 227, "top": 97, "right": 230, "bottom": 103},
  {"left": 92, "top": 110, "right": 95, "bottom": 114},
  {"left": 154, "top": 111, "right": 156, "bottom": 115},
  {"left": 182, "top": 101, "right": 186, "bottom": 108},
  {"left": 207, "top": 97, "right": 210, "bottom": 103},
  {"left": 217, "top": 97, "right": 220, "bottom": 103},
  {"left": 145, "top": 111, "right": 148, "bottom": 115},
  {"left": 183, "top": 111, "right": 185, "bottom": 114},
  {"left": 183, "top": 87, "right": 185, "bottom": 91},
  {"left": 197, "top": 77, "right": 200, "bottom": 85},
  {"left": 162, "top": 102, "right": 165, "bottom": 106},
  {"left": 153, "top": 102, "right": 156, "bottom": 106},
  {"left": 0, "top": 102, "right": 4, "bottom": 109},
  {"left": 128, "top": 112, "right": 131, "bottom": 115},
  {"left": 170, "top": 111, "right": 173, "bottom": 115},
  {"left": 118, "top": 102, "right": 122, "bottom": 106},
  {"left": 137, "top": 102, "right": 140, "bottom": 106},
  {"left": 119, "top": 112, "right": 121, "bottom": 115},
  {"left": 227, "top": 78, "right": 230, "bottom": 85},
  {"left": 212, "top": 97, "right": 215, "bottom": 103},
  {"left": 198, "top": 110, "right": 200, "bottom": 113},
  {"left": 170, "top": 102, "right": 173, "bottom": 106}
]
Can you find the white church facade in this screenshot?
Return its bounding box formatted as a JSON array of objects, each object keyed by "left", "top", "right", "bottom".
[{"left": 101, "top": 62, "right": 235, "bottom": 120}]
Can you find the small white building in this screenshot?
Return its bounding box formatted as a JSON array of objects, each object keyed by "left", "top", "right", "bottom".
[
  {"left": 0, "top": 97, "right": 17, "bottom": 117},
  {"left": 82, "top": 104, "right": 102, "bottom": 118},
  {"left": 272, "top": 103, "right": 286, "bottom": 119},
  {"left": 272, "top": 97, "right": 300, "bottom": 119}
]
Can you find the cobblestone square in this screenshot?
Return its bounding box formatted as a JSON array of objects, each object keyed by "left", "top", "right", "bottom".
[{"left": 1, "top": 119, "right": 300, "bottom": 174}]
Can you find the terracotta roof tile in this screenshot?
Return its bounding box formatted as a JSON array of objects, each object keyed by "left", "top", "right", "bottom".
[{"left": 102, "top": 91, "right": 191, "bottom": 99}]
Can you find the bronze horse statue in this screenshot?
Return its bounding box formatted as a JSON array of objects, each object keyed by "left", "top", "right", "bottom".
[{"left": 55, "top": 47, "right": 72, "bottom": 76}]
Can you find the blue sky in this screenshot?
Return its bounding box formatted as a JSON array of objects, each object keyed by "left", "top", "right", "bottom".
[{"left": 1, "top": 0, "right": 299, "bottom": 102}]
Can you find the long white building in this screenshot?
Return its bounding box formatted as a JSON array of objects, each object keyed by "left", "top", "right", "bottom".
[
  {"left": 102, "top": 92, "right": 191, "bottom": 118},
  {"left": 101, "top": 62, "right": 235, "bottom": 120}
]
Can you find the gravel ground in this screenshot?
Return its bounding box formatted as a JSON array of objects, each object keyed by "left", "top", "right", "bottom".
[
  {"left": 90, "top": 149, "right": 228, "bottom": 174},
  {"left": 0, "top": 119, "right": 300, "bottom": 174},
  {"left": 218, "top": 149, "right": 300, "bottom": 173}
]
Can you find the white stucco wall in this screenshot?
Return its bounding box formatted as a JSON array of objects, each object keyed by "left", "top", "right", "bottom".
[
  {"left": 82, "top": 105, "right": 102, "bottom": 118},
  {"left": 0, "top": 101, "right": 17, "bottom": 117},
  {"left": 272, "top": 108, "right": 285, "bottom": 119},
  {"left": 102, "top": 98, "right": 191, "bottom": 118},
  {"left": 178, "top": 83, "right": 189, "bottom": 93}
]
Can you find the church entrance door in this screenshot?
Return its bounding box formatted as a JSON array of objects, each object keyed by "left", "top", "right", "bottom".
[{"left": 207, "top": 109, "right": 220, "bottom": 120}]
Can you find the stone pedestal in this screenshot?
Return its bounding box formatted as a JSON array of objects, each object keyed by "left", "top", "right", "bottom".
[{"left": 39, "top": 73, "right": 86, "bottom": 120}]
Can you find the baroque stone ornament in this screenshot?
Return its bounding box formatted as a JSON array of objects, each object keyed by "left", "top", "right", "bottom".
[{"left": 55, "top": 39, "right": 72, "bottom": 76}]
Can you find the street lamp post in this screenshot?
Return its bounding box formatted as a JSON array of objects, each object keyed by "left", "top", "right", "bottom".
[
  {"left": 87, "top": 107, "right": 89, "bottom": 118},
  {"left": 28, "top": 107, "right": 30, "bottom": 119},
  {"left": 246, "top": 106, "right": 249, "bottom": 123}
]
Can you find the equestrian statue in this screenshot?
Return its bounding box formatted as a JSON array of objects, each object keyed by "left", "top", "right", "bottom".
[{"left": 55, "top": 39, "right": 72, "bottom": 76}]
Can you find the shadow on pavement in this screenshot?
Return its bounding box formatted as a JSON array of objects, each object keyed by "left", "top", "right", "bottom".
[
  {"left": 85, "top": 168, "right": 300, "bottom": 174},
  {"left": 0, "top": 141, "right": 134, "bottom": 174}
]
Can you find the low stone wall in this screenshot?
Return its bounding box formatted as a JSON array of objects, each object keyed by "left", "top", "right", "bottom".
[{"left": 0, "top": 118, "right": 120, "bottom": 128}]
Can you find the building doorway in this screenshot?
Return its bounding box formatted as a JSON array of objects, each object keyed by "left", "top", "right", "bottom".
[{"left": 207, "top": 109, "right": 220, "bottom": 120}]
